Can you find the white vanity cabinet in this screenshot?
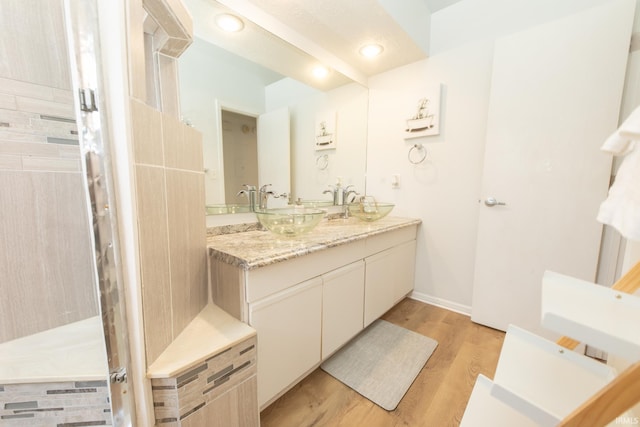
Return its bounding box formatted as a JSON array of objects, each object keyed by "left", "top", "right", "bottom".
[
  {"left": 208, "top": 218, "right": 419, "bottom": 409},
  {"left": 249, "top": 277, "right": 323, "bottom": 407},
  {"left": 322, "top": 261, "right": 365, "bottom": 359},
  {"left": 364, "top": 240, "right": 417, "bottom": 327}
]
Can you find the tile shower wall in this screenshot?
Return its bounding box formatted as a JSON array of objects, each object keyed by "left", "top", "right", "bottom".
[
  {"left": 131, "top": 99, "right": 208, "bottom": 365},
  {"left": 0, "top": 380, "right": 111, "bottom": 426},
  {"left": 0, "top": 0, "right": 97, "bottom": 344}
]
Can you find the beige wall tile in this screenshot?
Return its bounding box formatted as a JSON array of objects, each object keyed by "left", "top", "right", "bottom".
[
  {"left": 58, "top": 145, "right": 81, "bottom": 159},
  {"left": 22, "top": 156, "right": 80, "bottom": 172},
  {"left": 0, "top": 109, "right": 39, "bottom": 127},
  {"left": 0, "top": 131, "right": 47, "bottom": 143},
  {"left": 158, "top": 55, "right": 180, "bottom": 118},
  {"left": 128, "top": 0, "right": 147, "bottom": 103},
  {"left": 0, "top": 171, "right": 97, "bottom": 343},
  {"left": 0, "top": 154, "right": 21, "bottom": 170},
  {"left": 161, "top": 112, "right": 182, "bottom": 170},
  {"left": 162, "top": 114, "right": 203, "bottom": 173},
  {"left": 135, "top": 165, "right": 173, "bottom": 364},
  {"left": 52, "top": 88, "right": 74, "bottom": 105},
  {"left": 0, "top": 0, "right": 71, "bottom": 90},
  {"left": 0, "top": 141, "right": 61, "bottom": 157},
  {"left": 131, "top": 99, "right": 164, "bottom": 166},
  {"left": 0, "top": 77, "right": 55, "bottom": 100},
  {"left": 16, "top": 96, "right": 74, "bottom": 119},
  {"left": 183, "top": 124, "right": 204, "bottom": 173},
  {"left": 165, "top": 169, "right": 207, "bottom": 338},
  {"left": 0, "top": 93, "right": 16, "bottom": 110}
]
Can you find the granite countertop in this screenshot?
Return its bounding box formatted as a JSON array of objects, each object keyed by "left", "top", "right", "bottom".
[{"left": 207, "top": 216, "right": 421, "bottom": 270}]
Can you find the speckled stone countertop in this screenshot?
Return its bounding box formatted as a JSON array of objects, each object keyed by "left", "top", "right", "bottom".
[{"left": 207, "top": 216, "right": 421, "bottom": 270}]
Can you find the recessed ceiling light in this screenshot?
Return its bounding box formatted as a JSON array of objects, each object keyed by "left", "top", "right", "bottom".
[
  {"left": 359, "top": 43, "right": 384, "bottom": 58},
  {"left": 215, "top": 13, "right": 244, "bottom": 32},
  {"left": 313, "top": 66, "right": 329, "bottom": 79}
]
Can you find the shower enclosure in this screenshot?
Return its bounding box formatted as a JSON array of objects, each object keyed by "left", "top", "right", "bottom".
[{"left": 0, "top": 0, "right": 133, "bottom": 425}]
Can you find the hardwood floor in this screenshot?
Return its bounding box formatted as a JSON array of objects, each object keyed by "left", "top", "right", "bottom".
[{"left": 260, "top": 298, "right": 505, "bottom": 427}]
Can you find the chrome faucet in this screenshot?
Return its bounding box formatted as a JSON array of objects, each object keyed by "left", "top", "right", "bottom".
[
  {"left": 343, "top": 185, "right": 358, "bottom": 204},
  {"left": 322, "top": 184, "right": 359, "bottom": 217},
  {"left": 259, "top": 184, "right": 275, "bottom": 210},
  {"left": 341, "top": 185, "right": 359, "bottom": 218},
  {"left": 237, "top": 184, "right": 257, "bottom": 212},
  {"left": 323, "top": 185, "right": 337, "bottom": 205}
]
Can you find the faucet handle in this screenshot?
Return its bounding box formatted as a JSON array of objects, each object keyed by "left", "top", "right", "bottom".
[
  {"left": 242, "top": 184, "right": 256, "bottom": 191},
  {"left": 259, "top": 184, "right": 272, "bottom": 192}
]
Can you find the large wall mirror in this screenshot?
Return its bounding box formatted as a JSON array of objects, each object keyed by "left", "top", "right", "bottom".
[{"left": 179, "top": 0, "right": 369, "bottom": 216}]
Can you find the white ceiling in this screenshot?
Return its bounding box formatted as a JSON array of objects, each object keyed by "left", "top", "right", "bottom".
[{"left": 185, "top": 0, "right": 463, "bottom": 90}]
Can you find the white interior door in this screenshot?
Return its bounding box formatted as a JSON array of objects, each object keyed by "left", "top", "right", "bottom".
[
  {"left": 471, "top": 0, "right": 635, "bottom": 334},
  {"left": 258, "top": 107, "right": 290, "bottom": 206}
]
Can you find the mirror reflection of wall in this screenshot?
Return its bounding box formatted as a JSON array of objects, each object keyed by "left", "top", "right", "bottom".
[
  {"left": 179, "top": 37, "right": 369, "bottom": 214},
  {"left": 222, "top": 110, "right": 258, "bottom": 205},
  {"left": 179, "top": 38, "right": 283, "bottom": 207}
]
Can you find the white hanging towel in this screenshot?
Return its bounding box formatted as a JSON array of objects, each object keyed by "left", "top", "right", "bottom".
[{"left": 597, "top": 106, "right": 640, "bottom": 241}]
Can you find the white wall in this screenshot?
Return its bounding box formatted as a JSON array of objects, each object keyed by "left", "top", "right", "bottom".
[
  {"left": 266, "top": 79, "right": 369, "bottom": 201},
  {"left": 430, "top": 0, "right": 615, "bottom": 55},
  {"left": 367, "top": 0, "right": 636, "bottom": 313},
  {"left": 367, "top": 42, "right": 493, "bottom": 311}
]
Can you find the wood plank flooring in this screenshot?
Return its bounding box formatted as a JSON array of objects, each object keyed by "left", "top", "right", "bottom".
[{"left": 260, "top": 298, "right": 505, "bottom": 427}]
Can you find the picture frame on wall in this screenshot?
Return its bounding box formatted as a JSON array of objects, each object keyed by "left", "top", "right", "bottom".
[
  {"left": 404, "top": 84, "right": 442, "bottom": 139},
  {"left": 315, "top": 110, "right": 337, "bottom": 151}
]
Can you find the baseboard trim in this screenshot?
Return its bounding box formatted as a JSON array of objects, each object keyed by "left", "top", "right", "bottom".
[{"left": 409, "top": 291, "right": 472, "bottom": 317}]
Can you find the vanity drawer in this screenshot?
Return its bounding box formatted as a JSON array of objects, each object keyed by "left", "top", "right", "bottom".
[
  {"left": 364, "top": 225, "right": 417, "bottom": 257},
  {"left": 245, "top": 239, "right": 365, "bottom": 302}
]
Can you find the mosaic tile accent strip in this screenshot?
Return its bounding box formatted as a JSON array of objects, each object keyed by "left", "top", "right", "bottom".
[
  {"left": 0, "top": 76, "right": 79, "bottom": 173},
  {"left": 151, "top": 336, "right": 257, "bottom": 425},
  {"left": 0, "top": 380, "right": 112, "bottom": 426}
]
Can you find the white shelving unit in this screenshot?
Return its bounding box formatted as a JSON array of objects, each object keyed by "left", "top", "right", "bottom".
[
  {"left": 542, "top": 270, "right": 640, "bottom": 360},
  {"left": 461, "top": 263, "right": 640, "bottom": 426},
  {"left": 461, "top": 375, "right": 540, "bottom": 427}
]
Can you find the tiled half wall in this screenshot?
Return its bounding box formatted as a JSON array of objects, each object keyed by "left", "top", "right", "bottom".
[
  {"left": 151, "top": 337, "right": 257, "bottom": 426},
  {"left": 130, "top": 99, "right": 208, "bottom": 365}
]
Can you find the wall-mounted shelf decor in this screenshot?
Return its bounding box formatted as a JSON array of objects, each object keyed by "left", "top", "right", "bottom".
[
  {"left": 315, "top": 110, "right": 337, "bottom": 151},
  {"left": 404, "top": 84, "right": 442, "bottom": 139}
]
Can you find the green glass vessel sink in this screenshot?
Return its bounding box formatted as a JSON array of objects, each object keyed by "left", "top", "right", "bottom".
[
  {"left": 347, "top": 201, "right": 394, "bottom": 222},
  {"left": 256, "top": 207, "right": 326, "bottom": 236}
]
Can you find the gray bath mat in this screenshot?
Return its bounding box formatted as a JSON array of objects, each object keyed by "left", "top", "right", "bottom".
[{"left": 321, "top": 319, "right": 438, "bottom": 411}]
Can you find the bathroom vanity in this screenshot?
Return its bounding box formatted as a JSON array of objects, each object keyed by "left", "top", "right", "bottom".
[{"left": 207, "top": 216, "right": 420, "bottom": 408}]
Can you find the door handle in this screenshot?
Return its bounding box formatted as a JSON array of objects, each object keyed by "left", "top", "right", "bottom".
[{"left": 484, "top": 197, "right": 506, "bottom": 207}]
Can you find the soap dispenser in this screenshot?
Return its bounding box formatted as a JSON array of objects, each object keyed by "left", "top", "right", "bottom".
[{"left": 335, "top": 177, "right": 343, "bottom": 206}]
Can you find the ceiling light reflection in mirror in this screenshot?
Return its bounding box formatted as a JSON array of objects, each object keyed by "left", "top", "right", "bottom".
[{"left": 215, "top": 13, "right": 244, "bottom": 32}]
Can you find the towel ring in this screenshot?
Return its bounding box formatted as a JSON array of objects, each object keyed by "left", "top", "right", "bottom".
[
  {"left": 316, "top": 154, "right": 329, "bottom": 170},
  {"left": 408, "top": 144, "right": 427, "bottom": 164}
]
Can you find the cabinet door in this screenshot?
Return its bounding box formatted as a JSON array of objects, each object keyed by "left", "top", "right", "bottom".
[
  {"left": 393, "top": 240, "right": 417, "bottom": 301},
  {"left": 249, "top": 277, "right": 322, "bottom": 408},
  {"left": 322, "top": 261, "right": 365, "bottom": 359},
  {"left": 364, "top": 240, "right": 417, "bottom": 327},
  {"left": 180, "top": 375, "right": 259, "bottom": 427}
]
